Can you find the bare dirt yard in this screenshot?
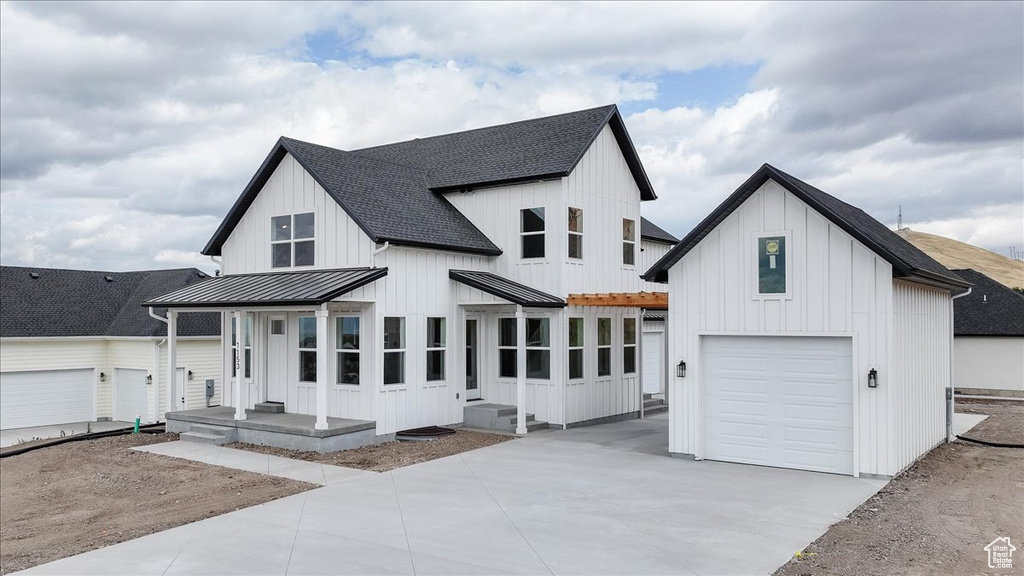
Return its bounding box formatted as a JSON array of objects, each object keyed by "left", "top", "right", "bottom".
[
  {"left": 0, "top": 433, "right": 313, "bottom": 575},
  {"left": 227, "top": 428, "right": 514, "bottom": 472},
  {"left": 775, "top": 399, "right": 1023, "bottom": 576}
]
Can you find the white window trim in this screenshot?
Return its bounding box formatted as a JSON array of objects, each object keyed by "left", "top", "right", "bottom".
[
  {"left": 568, "top": 316, "right": 584, "bottom": 380},
  {"left": 520, "top": 207, "right": 546, "bottom": 260},
  {"left": 336, "top": 315, "right": 360, "bottom": 386},
  {"left": 271, "top": 212, "right": 315, "bottom": 269},
  {"left": 752, "top": 229, "right": 793, "bottom": 300},
  {"left": 568, "top": 206, "right": 583, "bottom": 260},
  {"left": 383, "top": 316, "right": 406, "bottom": 386},
  {"left": 623, "top": 316, "right": 637, "bottom": 375},
  {"left": 597, "top": 316, "right": 612, "bottom": 378},
  {"left": 622, "top": 218, "right": 636, "bottom": 267},
  {"left": 426, "top": 317, "right": 447, "bottom": 382}
]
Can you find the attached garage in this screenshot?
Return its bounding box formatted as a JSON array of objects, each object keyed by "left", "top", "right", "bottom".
[
  {"left": 115, "top": 368, "right": 149, "bottom": 423},
  {"left": 702, "top": 336, "right": 853, "bottom": 475},
  {"left": 644, "top": 164, "right": 970, "bottom": 477},
  {"left": 0, "top": 369, "right": 94, "bottom": 429}
]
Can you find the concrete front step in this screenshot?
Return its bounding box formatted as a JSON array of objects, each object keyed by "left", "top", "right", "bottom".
[
  {"left": 253, "top": 402, "right": 285, "bottom": 413},
  {"left": 464, "top": 403, "right": 546, "bottom": 433},
  {"left": 180, "top": 431, "right": 230, "bottom": 445}
]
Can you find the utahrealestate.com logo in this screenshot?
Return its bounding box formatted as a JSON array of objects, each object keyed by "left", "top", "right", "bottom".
[{"left": 985, "top": 537, "right": 1016, "bottom": 570}]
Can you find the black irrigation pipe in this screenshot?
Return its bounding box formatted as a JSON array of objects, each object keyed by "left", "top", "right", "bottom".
[
  {"left": 0, "top": 423, "right": 166, "bottom": 458},
  {"left": 955, "top": 435, "right": 1024, "bottom": 449}
]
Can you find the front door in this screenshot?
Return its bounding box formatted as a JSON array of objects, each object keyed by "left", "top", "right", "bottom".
[
  {"left": 267, "top": 316, "right": 287, "bottom": 403},
  {"left": 465, "top": 317, "right": 481, "bottom": 401}
]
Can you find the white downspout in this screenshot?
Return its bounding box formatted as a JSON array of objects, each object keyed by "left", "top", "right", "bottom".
[
  {"left": 209, "top": 255, "right": 222, "bottom": 274},
  {"left": 371, "top": 241, "right": 390, "bottom": 269},
  {"left": 947, "top": 286, "right": 971, "bottom": 443},
  {"left": 149, "top": 307, "right": 170, "bottom": 423}
]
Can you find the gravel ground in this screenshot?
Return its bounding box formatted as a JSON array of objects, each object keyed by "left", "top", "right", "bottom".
[
  {"left": 226, "top": 428, "right": 514, "bottom": 472},
  {"left": 775, "top": 399, "right": 1023, "bottom": 576},
  {"left": 0, "top": 433, "right": 313, "bottom": 575}
]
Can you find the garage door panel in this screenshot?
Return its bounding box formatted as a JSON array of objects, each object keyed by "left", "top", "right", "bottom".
[
  {"left": 719, "top": 399, "right": 770, "bottom": 418},
  {"left": 1, "top": 369, "right": 93, "bottom": 430},
  {"left": 718, "top": 376, "right": 768, "bottom": 396}
]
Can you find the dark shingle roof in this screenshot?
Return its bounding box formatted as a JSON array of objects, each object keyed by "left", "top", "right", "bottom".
[
  {"left": 449, "top": 270, "right": 565, "bottom": 308},
  {"left": 952, "top": 269, "right": 1024, "bottom": 336},
  {"left": 1, "top": 266, "right": 220, "bottom": 338},
  {"left": 204, "top": 105, "right": 655, "bottom": 257},
  {"left": 146, "top": 268, "right": 388, "bottom": 308},
  {"left": 644, "top": 164, "right": 969, "bottom": 291},
  {"left": 640, "top": 217, "right": 678, "bottom": 244}
]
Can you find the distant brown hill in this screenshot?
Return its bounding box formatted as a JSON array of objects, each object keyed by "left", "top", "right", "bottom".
[{"left": 896, "top": 228, "right": 1024, "bottom": 289}]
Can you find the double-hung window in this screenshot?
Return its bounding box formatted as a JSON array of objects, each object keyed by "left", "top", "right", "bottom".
[
  {"left": 336, "top": 317, "right": 359, "bottom": 385},
  {"left": 521, "top": 208, "right": 545, "bottom": 259},
  {"left": 426, "top": 317, "right": 446, "bottom": 381},
  {"left": 383, "top": 317, "right": 405, "bottom": 385},
  {"left": 568, "top": 317, "right": 584, "bottom": 380},
  {"left": 623, "top": 317, "right": 637, "bottom": 374},
  {"left": 597, "top": 317, "right": 612, "bottom": 376},
  {"left": 622, "top": 218, "right": 636, "bottom": 266},
  {"left": 298, "top": 316, "right": 317, "bottom": 382},
  {"left": 498, "top": 318, "right": 517, "bottom": 377},
  {"left": 568, "top": 207, "right": 583, "bottom": 259},
  {"left": 271, "top": 212, "right": 314, "bottom": 268},
  {"left": 526, "top": 318, "right": 550, "bottom": 379}
]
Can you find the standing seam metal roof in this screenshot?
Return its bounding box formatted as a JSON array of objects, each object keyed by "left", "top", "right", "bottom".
[{"left": 449, "top": 270, "right": 565, "bottom": 308}]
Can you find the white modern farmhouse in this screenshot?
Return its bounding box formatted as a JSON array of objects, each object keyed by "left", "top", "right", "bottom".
[
  {"left": 148, "top": 105, "right": 674, "bottom": 449},
  {"left": 643, "top": 165, "right": 971, "bottom": 478}
]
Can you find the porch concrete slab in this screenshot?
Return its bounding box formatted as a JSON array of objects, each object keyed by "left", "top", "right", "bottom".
[
  {"left": 133, "top": 441, "right": 374, "bottom": 486},
  {"left": 1, "top": 420, "right": 132, "bottom": 448},
  {"left": 25, "top": 415, "right": 887, "bottom": 576}
]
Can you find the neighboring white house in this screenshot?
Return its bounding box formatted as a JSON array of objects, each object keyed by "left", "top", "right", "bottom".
[
  {"left": 950, "top": 269, "right": 1024, "bottom": 394},
  {"left": 643, "top": 164, "right": 971, "bottom": 478},
  {"left": 0, "top": 266, "right": 221, "bottom": 429},
  {"left": 149, "top": 105, "right": 676, "bottom": 438}
]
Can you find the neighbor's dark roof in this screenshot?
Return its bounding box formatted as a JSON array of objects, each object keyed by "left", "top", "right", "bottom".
[
  {"left": 952, "top": 269, "right": 1024, "bottom": 336},
  {"left": 1, "top": 266, "right": 220, "bottom": 338},
  {"left": 642, "top": 310, "right": 666, "bottom": 322},
  {"left": 640, "top": 217, "right": 678, "bottom": 244},
  {"left": 204, "top": 105, "right": 655, "bottom": 257},
  {"left": 146, "top": 268, "right": 387, "bottom": 308},
  {"left": 644, "top": 164, "right": 969, "bottom": 291},
  {"left": 449, "top": 270, "right": 565, "bottom": 308}
]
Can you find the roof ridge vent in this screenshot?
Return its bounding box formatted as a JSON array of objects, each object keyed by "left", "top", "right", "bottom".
[
  {"left": 104, "top": 275, "right": 114, "bottom": 282},
  {"left": 29, "top": 272, "right": 40, "bottom": 279}
]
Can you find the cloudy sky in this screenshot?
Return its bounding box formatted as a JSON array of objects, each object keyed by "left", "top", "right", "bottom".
[{"left": 1, "top": 1, "right": 1021, "bottom": 274}]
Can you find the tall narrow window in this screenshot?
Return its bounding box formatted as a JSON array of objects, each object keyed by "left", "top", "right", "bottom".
[
  {"left": 271, "top": 212, "right": 314, "bottom": 268},
  {"left": 526, "top": 318, "right": 550, "bottom": 379},
  {"left": 298, "top": 316, "right": 317, "bottom": 382},
  {"left": 623, "top": 317, "right": 637, "bottom": 374},
  {"left": 426, "top": 317, "right": 446, "bottom": 381},
  {"left": 336, "top": 317, "right": 359, "bottom": 385},
  {"left": 758, "top": 236, "right": 787, "bottom": 294},
  {"left": 383, "top": 317, "right": 405, "bottom": 385},
  {"left": 231, "top": 315, "right": 252, "bottom": 379},
  {"left": 568, "top": 317, "right": 584, "bottom": 380},
  {"left": 622, "top": 218, "right": 636, "bottom": 266},
  {"left": 498, "top": 318, "right": 517, "bottom": 378},
  {"left": 597, "top": 317, "right": 612, "bottom": 377},
  {"left": 521, "top": 207, "right": 545, "bottom": 259},
  {"left": 568, "top": 207, "right": 583, "bottom": 259}
]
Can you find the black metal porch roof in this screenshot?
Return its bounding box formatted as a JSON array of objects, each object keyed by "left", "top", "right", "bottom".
[
  {"left": 144, "top": 268, "right": 388, "bottom": 308},
  {"left": 449, "top": 269, "right": 565, "bottom": 308}
]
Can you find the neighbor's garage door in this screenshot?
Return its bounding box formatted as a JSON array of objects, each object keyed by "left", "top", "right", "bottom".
[
  {"left": 0, "top": 369, "right": 94, "bottom": 430},
  {"left": 115, "top": 368, "right": 148, "bottom": 423},
  {"left": 702, "top": 336, "right": 853, "bottom": 475}
]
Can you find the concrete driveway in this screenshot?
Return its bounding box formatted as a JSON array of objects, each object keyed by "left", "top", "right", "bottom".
[{"left": 19, "top": 414, "right": 886, "bottom": 575}]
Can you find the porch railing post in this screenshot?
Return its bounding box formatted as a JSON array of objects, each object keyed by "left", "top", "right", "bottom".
[
  {"left": 516, "top": 305, "right": 527, "bottom": 434},
  {"left": 233, "top": 310, "right": 246, "bottom": 421},
  {"left": 315, "top": 307, "right": 330, "bottom": 430}
]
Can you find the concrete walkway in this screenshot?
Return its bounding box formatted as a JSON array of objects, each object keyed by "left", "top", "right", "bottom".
[
  {"left": 20, "top": 414, "right": 888, "bottom": 576},
  {"left": 133, "top": 442, "right": 375, "bottom": 486},
  {"left": 1, "top": 420, "right": 132, "bottom": 448}
]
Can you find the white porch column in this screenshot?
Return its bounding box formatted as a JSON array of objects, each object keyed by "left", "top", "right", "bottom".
[
  {"left": 233, "top": 310, "right": 246, "bottom": 421},
  {"left": 167, "top": 310, "right": 178, "bottom": 413},
  {"left": 516, "top": 305, "right": 527, "bottom": 434},
  {"left": 315, "top": 306, "right": 330, "bottom": 430}
]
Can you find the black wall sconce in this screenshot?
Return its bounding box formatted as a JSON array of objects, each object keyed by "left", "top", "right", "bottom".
[
  {"left": 676, "top": 360, "right": 687, "bottom": 378},
  {"left": 188, "top": 370, "right": 194, "bottom": 381},
  {"left": 99, "top": 372, "right": 106, "bottom": 382},
  {"left": 867, "top": 368, "right": 878, "bottom": 388},
  {"left": 146, "top": 375, "right": 153, "bottom": 385}
]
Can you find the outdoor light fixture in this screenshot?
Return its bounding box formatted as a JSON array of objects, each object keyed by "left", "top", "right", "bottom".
[
  {"left": 188, "top": 370, "right": 194, "bottom": 381},
  {"left": 868, "top": 368, "right": 878, "bottom": 388},
  {"left": 676, "top": 360, "right": 687, "bottom": 378},
  {"left": 99, "top": 372, "right": 106, "bottom": 382},
  {"left": 146, "top": 375, "right": 153, "bottom": 385}
]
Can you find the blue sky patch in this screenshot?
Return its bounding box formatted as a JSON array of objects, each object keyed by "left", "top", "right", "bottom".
[{"left": 620, "top": 64, "right": 760, "bottom": 115}]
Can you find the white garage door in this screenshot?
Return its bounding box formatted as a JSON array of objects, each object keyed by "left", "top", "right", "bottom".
[
  {"left": 0, "top": 369, "right": 94, "bottom": 430},
  {"left": 702, "top": 336, "right": 854, "bottom": 475},
  {"left": 115, "top": 368, "right": 148, "bottom": 423},
  {"left": 642, "top": 331, "right": 664, "bottom": 394}
]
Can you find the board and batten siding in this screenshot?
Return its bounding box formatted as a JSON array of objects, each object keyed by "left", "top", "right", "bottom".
[
  {"left": 157, "top": 339, "right": 222, "bottom": 413},
  {"left": 220, "top": 153, "right": 375, "bottom": 275},
  {"left": 667, "top": 179, "right": 898, "bottom": 476},
  {"left": 891, "top": 282, "right": 951, "bottom": 473},
  {"left": 563, "top": 305, "right": 641, "bottom": 425},
  {"left": 639, "top": 239, "right": 673, "bottom": 293}
]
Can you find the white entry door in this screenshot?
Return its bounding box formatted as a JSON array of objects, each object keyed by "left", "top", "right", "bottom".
[
  {"left": 115, "top": 368, "right": 148, "bottom": 422},
  {"left": 0, "top": 369, "right": 93, "bottom": 429},
  {"left": 702, "top": 336, "right": 854, "bottom": 475},
  {"left": 267, "top": 316, "right": 287, "bottom": 403},
  {"left": 642, "top": 331, "right": 664, "bottom": 394}
]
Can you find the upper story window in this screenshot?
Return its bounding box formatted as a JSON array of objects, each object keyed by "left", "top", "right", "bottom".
[
  {"left": 271, "top": 213, "right": 314, "bottom": 268},
  {"left": 568, "top": 207, "right": 583, "bottom": 259},
  {"left": 622, "top": 218, "right": 636, "bottom": 266},
  {"left": 758, "top": 235, "right": 787, "bottom": 295},
  {"left": 521, "top": 208, "right": 545, "bottom": 259}
]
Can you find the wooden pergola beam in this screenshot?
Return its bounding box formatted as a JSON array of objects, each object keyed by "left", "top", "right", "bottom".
[{"left": 567, "top": 292, "right": 668, "bottom": 309}]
